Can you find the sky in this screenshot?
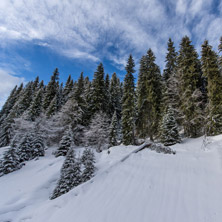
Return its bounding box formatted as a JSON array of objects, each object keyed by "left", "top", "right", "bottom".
[{"left": 0, "top": 0, "right": 222, "bottom": 107}]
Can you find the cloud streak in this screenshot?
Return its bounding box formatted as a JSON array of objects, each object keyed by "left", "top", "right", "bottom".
[{"left": 0, "top": 0, "right": 221, "bottom": 69}]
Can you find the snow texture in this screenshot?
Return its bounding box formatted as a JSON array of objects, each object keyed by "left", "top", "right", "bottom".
[{"left": 1, "top": 136, "right": 222, "bottom": 222}]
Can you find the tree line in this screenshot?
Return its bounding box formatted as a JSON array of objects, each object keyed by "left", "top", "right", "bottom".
[{"left": 0, "top": 36, "right": 222, "bottom": 150}]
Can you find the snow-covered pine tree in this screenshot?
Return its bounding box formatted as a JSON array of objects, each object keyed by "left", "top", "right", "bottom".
[
  {"left": 136, "top": 49, "right": 162, "bottom": 140},
  {"left": 0, "top": 147, "right": 21, "bottom": 176},
  {"left": 81, "top": 148, "right": 96, "bottom": 183},
  {"left": 109, "top": 111, "right": 118, "bottom": 147},
  {"left": 32, "top": 133, "right": 45, "bottom": 158},
  {"left": 50, "top": 147, "right": 81, "bottom": 199},
  {"left": 0, "top": 117, "right": 14, "bottom": 148},
  {"left": 46, "top": 95, "right": 57, "bottom": 118},
  {"left": 59, "top": 97, "right": 83, "bottom": 128},
  {"left": 9, "top": 82, "right": 34, "bottom": 119},
  {"left": 160, "top": 107, "right": 181, "bottom": 146},
  {"left": 17, "top": 133, "right": 34, "bottom": 162},
  {"left": 121, "top": 54, "right": 136, "bottom": 145},
  {"left": 63, "top": 75, "right": 73, "bottom": 105},
  {"left": 55, "top": 127, "right": 73, "bottom": 157},
  {"left": 201, "top": 40, "right": 222, "bottom": 135},
  {"left": 27, "top": 87, "right": 43, "bottom": 121},
  {"left": 85, "top": 111, "right": 110, "bottom": 152},
  {"left": 0, "top": 85, "right": 18, "bottom": 124},
  {"left": 177, "top": 36, "right": 204, "bottom": 137}
]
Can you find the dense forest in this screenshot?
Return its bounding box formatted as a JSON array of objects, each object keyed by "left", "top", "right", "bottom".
[{"left": 0, "top": 35, "right": 222, "bottom": 160}]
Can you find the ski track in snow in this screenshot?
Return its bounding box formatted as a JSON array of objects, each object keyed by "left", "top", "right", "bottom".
[{"left": 0, "top": 137, "right": 222, "bottom": 222}]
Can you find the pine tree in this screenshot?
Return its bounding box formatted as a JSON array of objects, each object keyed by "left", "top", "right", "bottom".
[
  {"left": 81, "top": 148, "right": 96, "bottom": 182},
  {"left": 219, "top": 36, "right": 222, "bottom": 72},
  {"left": 8, "top": 82, "right": 33, "bottom": 118},
  {"left": 46, "top": 95, "right": 57, "bottom": 118},
  {"left": 110, "top": 73, "right": 121, "bottom": 119},
  {"left": 0, "top": 86, "right": 18, "bottom": 123},
  {"left": 0, "top": 147, "right": 21, "bottom": 176},
  {"left": 90, "top": 63, "right": 106, "bottom": 115},
  {"left": 163, "top": 38, "right": 177, "bottom": 82},
  {"left": 32, "top": 133, "right": 45, "bottom": 158},
  {"left": 109, "top": 111, "right": 118, "bottom": 147},
  {"left": 32, "top": 76, "right": 39, "bottom": 93},
  {"left": 17, "top": 133, "right": 34, "bottom": 162},
  {"left": 177, "top": 36, "right": 204, "bottom": 137},
  {"left": 160, "top": 107, "right": 181, "bottom": 146},
  {"left": 201, "top": 40, "right": 222, "bottom": 135},
  {"left": 43, "top": 68, "right": 59, "bottom": 111},
  {"left": 85, "top": 112, "right": 110, "bottom": 152},
  {"left": 27, "top": 87, "right": 43, "bottom": 121},
  {"left": 136, "top": 49, "right": 162, "bottom": 140},
  {"left": 63, "top": 75, "right": 73, "bottom": 104},
  {"left": 50, "top": 147, "right": 81, "bottom": 199},
  {"left": 104, "top": 73, "right": 111, "bottom": 115},
  {"left": 0, "top": 118, "right": 14, "bottom": 148},
  {"left": 55, "top": 127, "right": 73, "bottom": 157},
  {"left": 122, "top": 54, "right": 136, "bottom": 145}
]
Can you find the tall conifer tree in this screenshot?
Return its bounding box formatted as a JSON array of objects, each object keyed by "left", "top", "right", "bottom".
[
  {"left": 201, "top": 40, "right": 222, "bottom": 135},
  {"left": 122, "top": 55, "right": 136, "bottom": 145},
  {"left": 177, "top": 36, "right": 204, "bottom": 137}
]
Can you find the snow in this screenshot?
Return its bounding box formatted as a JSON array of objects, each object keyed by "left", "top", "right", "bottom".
[{"left": 1, "top": 136, "right": 222, "bottom": 222}]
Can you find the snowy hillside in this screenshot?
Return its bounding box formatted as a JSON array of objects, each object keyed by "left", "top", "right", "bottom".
[{"left": 1, "top": 136, "right": 222, "bottom": 222}]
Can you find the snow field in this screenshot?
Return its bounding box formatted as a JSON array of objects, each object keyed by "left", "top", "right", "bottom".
[{"left": 0, "top": 136, "right": 222, "bottom": 222}]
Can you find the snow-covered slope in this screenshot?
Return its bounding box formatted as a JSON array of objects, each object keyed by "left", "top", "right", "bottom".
[{"left": 1, "top": 136, "right": 222, "bottom": 222}]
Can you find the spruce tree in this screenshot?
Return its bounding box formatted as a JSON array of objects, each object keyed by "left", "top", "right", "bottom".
[
  {"left": 9, "top": 82, "right": 33, "bottom": 118},
  {"left": 43, "top": 68, "right": 59, "bottom": 111},
  {"left": 163, "top": 38, "right": 177, "bottom": 82},
  {"left": 46, "top": 95, "right": 57, "bottom": 118},
  {"left": 201, "top": 40, "right": 222, "bottom": 135},
  {"left": 27, "top": 87, "right": 43, "bottom": 121},
  {"left": 110, "top": 73, "right": 121, "bottom": 119},
  {"left": 136, "top": 49, "right": 162, "bottom": 140},
  {"left": 121, "top": 54, "right": 136, "bottom": 145},
  {"left": 109, "top": 111, "right": 118, "bottom": 147},
  {"left": 32, "top": 133, "right": 45, "bottom": 158},
  {"left": 81, "top": 148, "right": 96, "bottom": 182},
  {"left": 50, "top": 147, "right": 81, "bottom": 199},
  {"left": 90, "top": 63, "right": 106, "bottom": 115},
  {"left": 0, "top": 118, "right": 14, "bottom": 148},
  {"left": 17, "top": 133, "right": 34, "bottom": 162},
  {"left": 0, "top": 147, "right": 21, "bottom": 176},
  {"left": 160, "top": 107, "right": 181, "bottom": 146},
  {"left": 219, "top": 36, "right": 222, "bottom": 72},
  {"left": 63, "top": 75, "right": 73, "bottom": 104},
  {"left": 104, "top": 73, "right": 111, "bottom": 115},
  {"left": 55, "top": 127, "right": 73, "bottom": 157},
  {"left": 0, "top": 86, "right": 18, "bottom": 123},
  {"left": 177, "top": 36, "right": 204, "bottom": 137}
]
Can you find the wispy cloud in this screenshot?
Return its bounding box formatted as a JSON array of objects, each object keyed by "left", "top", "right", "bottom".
[{"left": 0, "top": 0, "right": 221, "bottom": 69}]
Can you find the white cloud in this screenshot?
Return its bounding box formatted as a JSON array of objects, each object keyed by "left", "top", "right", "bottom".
[
  {"left": 0, "top": 0, "right": 221, "bottom": 70},
  {"left": 0, "top": 69, "right": 25, "bottom": 108}
]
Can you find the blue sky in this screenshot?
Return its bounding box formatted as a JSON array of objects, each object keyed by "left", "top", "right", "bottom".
[{"left": 0, "top": 0, "right": 222, "bottom": 107}]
